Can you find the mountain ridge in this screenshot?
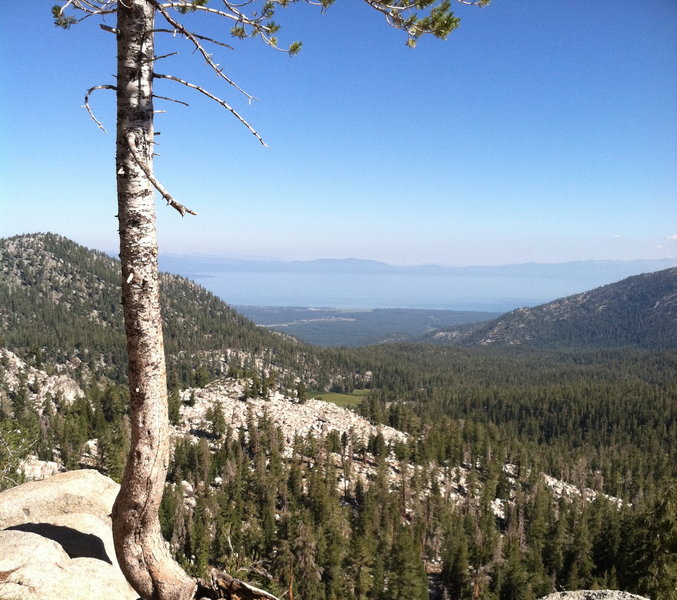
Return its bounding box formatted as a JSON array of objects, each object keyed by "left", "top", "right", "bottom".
[
  {"left": 428, "top": 267, "right": 677, "bottom": 348},
  {"left": 0, "top": 232, "right": 321, "bottom": 387},
  {"left": 158, "top": 253, "right": 677, "bottom": 274}
]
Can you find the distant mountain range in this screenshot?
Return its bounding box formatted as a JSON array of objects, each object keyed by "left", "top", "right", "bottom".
[
  {"left": 159, "top": 254, "right": 677, "bottom": 278},
  {"left": 158, "top": 254, "right": 677, "bottom": 311},
  {"left": 428, "top": 267, "right": 677, "bottom": 348},
  {"left": 2, "top": 233, "right": 675, "bottom": 352}
]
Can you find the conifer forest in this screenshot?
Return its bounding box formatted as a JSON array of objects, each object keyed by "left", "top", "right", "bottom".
[{"left": 1, "top": 234, "right": 676, "bottom": 600}]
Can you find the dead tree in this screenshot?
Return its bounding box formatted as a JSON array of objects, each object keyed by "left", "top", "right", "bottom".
[{"left": 53, "top": 1, "right": 488, "bottom": 599}]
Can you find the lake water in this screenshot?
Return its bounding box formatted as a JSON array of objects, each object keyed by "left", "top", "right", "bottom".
[
  {"left": 168, "top": 270, "right": 580, "bottom": 311},
  {"left": 158, "top": 256, "right": 676, "bottom": 312}
]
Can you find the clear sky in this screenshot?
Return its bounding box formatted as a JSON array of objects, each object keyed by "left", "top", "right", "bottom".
[{"left": 1, "top": 0, "right": 675, "bottom": 266}]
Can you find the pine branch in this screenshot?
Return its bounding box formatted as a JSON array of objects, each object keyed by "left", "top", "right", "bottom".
[
  {"left": 145, "top": 51, "right": 180, "bottom": 63},
  {"left": 152, "top": 0, "right": 256, "bottom": 102},
  {"left": 159, "top": 2, "right": 244, "bottom": 22},
  {"left": 54, "top": 0, "right": 116, "bottom": 22},
  {"left": 99, "top": 23, "right": 118, "bottom": 34},
  {"left": 158, "top": 1, "right": 297, "bottom": 53},
  {"left": 153, "top": 94, "right": 190, "bottom": 107}
]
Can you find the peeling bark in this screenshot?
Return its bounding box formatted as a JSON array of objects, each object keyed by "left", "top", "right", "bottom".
[{"left": 111, "top": 2, "right": 196, "bottom": 599}]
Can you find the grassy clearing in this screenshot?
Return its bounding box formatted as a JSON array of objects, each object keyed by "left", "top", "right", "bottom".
[{"left": 311, "top": 388, "right": 371, "bottom": 409}]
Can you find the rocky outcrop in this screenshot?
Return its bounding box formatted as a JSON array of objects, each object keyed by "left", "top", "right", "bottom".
[
  {"left": 18, "top": 455, "right": 63, "bottom": 482},
  {"left": 0, "top": 470, "right": 138, "bottom": 600},
  {"left": 0, "top": 349, "right": 84, "bottom": 414},
  {"left": 538, "top": 592, "right": 649, "bottom": 600},
  {"left": 542, "top": 473, "right": 623, "bottom": 508},
  {"left": 178, "top": 378, "right": 406, "bottom": 449}
]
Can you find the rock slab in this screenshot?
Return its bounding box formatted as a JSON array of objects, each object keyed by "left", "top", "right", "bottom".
[{"left": 0, "top": 469, "right": 138, "bottom": 600}]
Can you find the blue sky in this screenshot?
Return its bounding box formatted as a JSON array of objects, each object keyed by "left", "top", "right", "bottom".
[{"left": 1, "top": 0, "right": 675, "bottom": 266}]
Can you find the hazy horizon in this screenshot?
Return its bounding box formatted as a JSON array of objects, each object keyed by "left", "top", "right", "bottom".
[
  {"left": 6, "top": 230, "right": 674, "bottom": 310},
  {"left": 157, "top": 252, "right": 677, "bottom": 312},
  {"left": 157, "top": 251, "right": 677, "bottom": 270}
]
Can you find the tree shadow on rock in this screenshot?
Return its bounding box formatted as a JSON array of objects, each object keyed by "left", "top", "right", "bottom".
[{"left": 6, "top": 523, "right": 112, "bottom": 564}]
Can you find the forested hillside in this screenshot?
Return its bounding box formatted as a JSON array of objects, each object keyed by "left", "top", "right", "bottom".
[
  {"left": 347, "top": 344, "right": 676, "bottom": 499},
  {"left": 428, "top": 268, "right": 677, "bottom": 348},
  {"left": 0, "top": 233, "right": 322, "bottom": 388},
  {"left": 1, "top": 233, "right": 675, "bottom": 600}
]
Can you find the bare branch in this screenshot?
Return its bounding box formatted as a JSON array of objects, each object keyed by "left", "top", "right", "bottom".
[
  {"left": 99, "top": 23, "right": 118, "bottom": 34},
  {"left": 223, "top": 0, "right": 258, "bottom": 8},
  {"left": 200, "top": 568, "right": 281, "bottom": 600},
  {"left": 154, "top": 73, "right": 268, "bottom": 147},
  {"left": 141, "top": 51, "right": 179, "bottom": 64},
  {"left": 153, "top": 94, "right": 189, "bottom": 107},
  {"left": 83, "top": 84, "right": 116, "bottom": 133},
  {"left": 153, "top": 28, "right": 235, "bottom": 50},
  {"left": 60, "top": 0, "right": 117, "bottom": 17},
  {"left": 151, "top": 0, "right": 256, "bottom": 102},
  {"left": 59, "top": 0, "right": 76, "bottom": 14},
  {"left": 155, "top": 51, "right": 179, "bottom": 61},
  {"left": 159, "top": 2, "right": 241, "bottom": 21},
  {"left": 79, "top": 0, "right": 117, "bottom": 16},
  {"left": 78, "top": 0, "right": 117, "bottom": 11},
  {"left": 126, "top": 132, "right": 198, "bottom": 217}
]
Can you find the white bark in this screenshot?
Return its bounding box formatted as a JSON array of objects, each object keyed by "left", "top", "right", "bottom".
[{"left": 110, "top": 2, "right": 196, "bottom": 599}]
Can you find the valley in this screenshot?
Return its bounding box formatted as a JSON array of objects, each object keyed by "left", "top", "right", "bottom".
[
  {"left": 235, "top": 306, "right": 501, "bottom": 347},
  {"left": 0, "top": 234, "right": 675, "bottom": 600}
]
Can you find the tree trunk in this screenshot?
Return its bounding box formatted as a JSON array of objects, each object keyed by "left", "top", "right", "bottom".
[{"left": 111, "top": 2, "right": 197, "bottom": 599}]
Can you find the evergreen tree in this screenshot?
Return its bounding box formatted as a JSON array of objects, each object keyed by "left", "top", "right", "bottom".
[
  {"left": 388, "top": 526, "right": 428, "bottom": 600},
  {"left": 543, "top": 502, "right": 567, "bottom": 585},
  {"left": 168, "top": 386, "right": 181, "bottom": 426},
  {"left": 565, "top": 503, "right": 594, "bottom": 590},
  {"left": 499, "top": 535, "right": 532, "bottom": 600},
  {"left": 625, "top": 480, "right": 677, "bottom": 600},
  {"left": 590, "top": 496, "right": 621, "bottom": 586},
  {"left": 442, "top": 513, "right": 471, "bottom": 598},
  {"left": 293, "top": 519, "right": 324, "bottom": 600}
]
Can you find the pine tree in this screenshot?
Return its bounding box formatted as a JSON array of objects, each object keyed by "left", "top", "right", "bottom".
[
  {"left": 388, "top": 526, "right": 428, "bottom": 600},
  {"left": 590, "top": 496, "right": 621, "bottom": 585},
  {"left": 499, "top": 535, "right": 532, "bottom": 600},
  {"left": 442, "top": 531, "right": 470, "bottom": 599},
  {"left": 543, "top": 502, "right": 567, "bottom": 585},
  {"left": 293, "top": 518, "right": 324, "bottom": 600},
  {"left": 168, "top": 386, "right": 181, "bottom": 426},
  {"left": 625, "top": 480, "right": 677, "bottom": 600},
  {"left": 565, "top": 503, "right": 594, "bottom": 590}
]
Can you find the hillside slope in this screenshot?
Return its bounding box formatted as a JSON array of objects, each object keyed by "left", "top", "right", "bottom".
[
  {"left": 429, "top": 267, "right": 677, "bottom": 348},
  {"left": 0, "top": 233, "right": 318, "bottom": 386}
]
